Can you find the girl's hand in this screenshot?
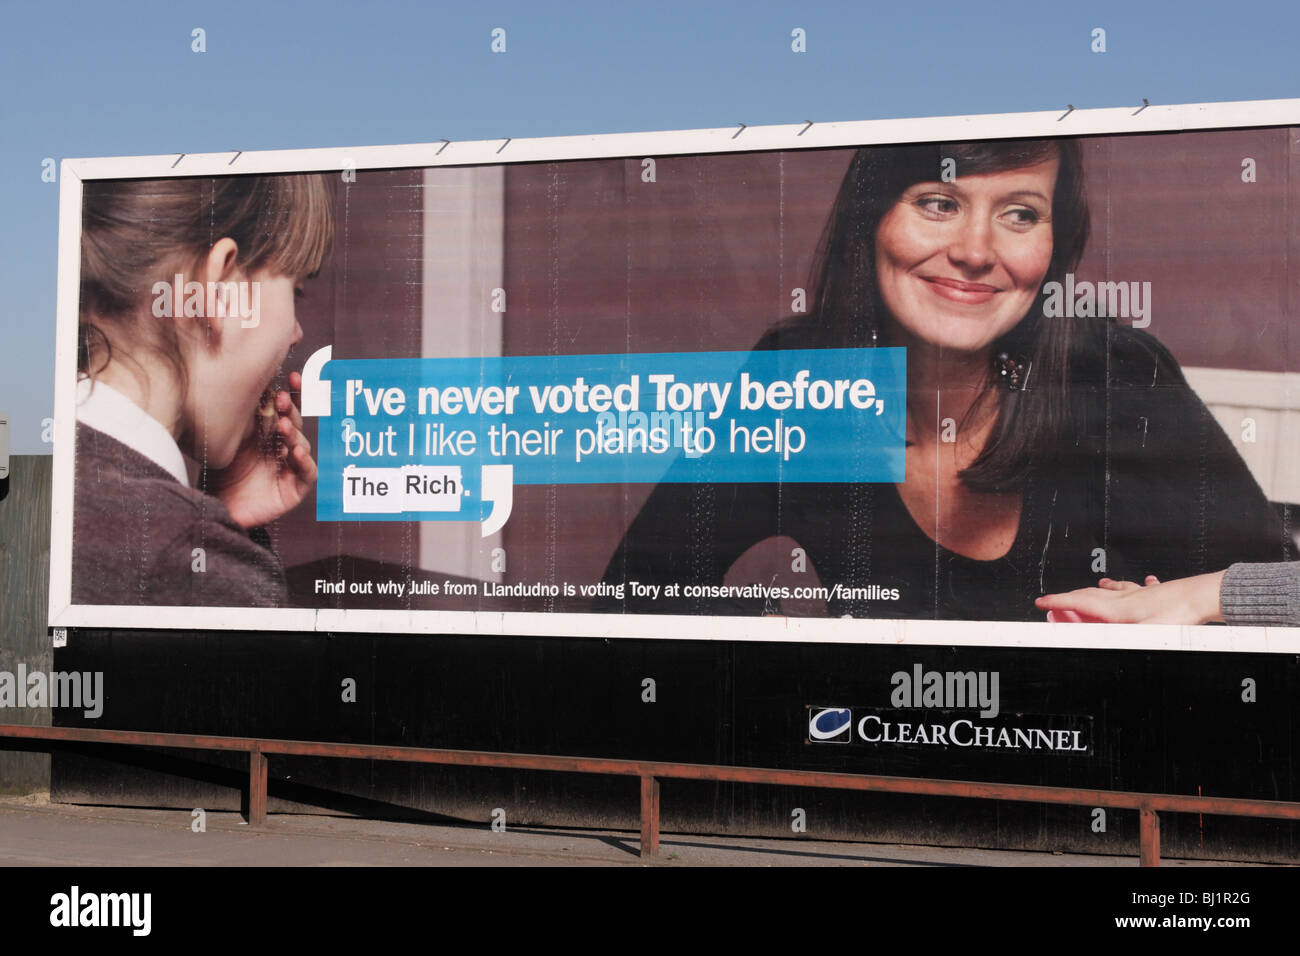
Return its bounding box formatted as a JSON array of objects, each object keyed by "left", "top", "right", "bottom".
[
  {"left": 207, "top": 370, "right": 318, "bottom": 529},
  {"left": 1036, "top": 572, "right": 1226, "bottom": 625}
]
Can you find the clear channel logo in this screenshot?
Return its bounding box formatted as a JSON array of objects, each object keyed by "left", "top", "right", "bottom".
[{"left": 808, "top": 707, "right": 853, "bottom": 743}]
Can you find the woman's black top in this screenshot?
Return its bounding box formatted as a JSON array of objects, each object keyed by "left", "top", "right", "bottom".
[{"left": 599, "top": 317, "right": 1295, "bottom": 621}]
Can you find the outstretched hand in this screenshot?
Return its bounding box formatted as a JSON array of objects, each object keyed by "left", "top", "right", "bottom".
[
  {"left": 1035, "top": 572, "right": 1226, "bottom": 625},
  {"left": 207, "top": 370, "right": 318, "bottom": 530}
]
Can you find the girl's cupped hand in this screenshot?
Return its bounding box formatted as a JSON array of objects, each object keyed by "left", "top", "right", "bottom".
[{"left": 207, "top": 370, "right": 318, "bottom": 529}]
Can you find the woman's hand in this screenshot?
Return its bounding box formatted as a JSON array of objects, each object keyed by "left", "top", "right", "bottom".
[
  {"left": 207, "top": 370, "right": 318, "bottom": 530},
  {"left": 1035, "top": 571, "right": 1227, "bottom": 625}
]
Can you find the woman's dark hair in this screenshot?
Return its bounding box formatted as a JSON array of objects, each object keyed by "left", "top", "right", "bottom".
[
  {"left": 78, "top": 173, "right": 335, "bottom": 388},
  {"left": 806, "top": 139, "right": 1090, "bottom": 491}
]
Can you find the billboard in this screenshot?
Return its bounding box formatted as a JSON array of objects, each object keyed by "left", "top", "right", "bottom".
[{"left": 49, "top": 99, "right": 1300, "bottom": 647}]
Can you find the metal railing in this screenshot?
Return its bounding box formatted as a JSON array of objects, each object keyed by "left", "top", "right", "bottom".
[{"left": 4, "top": 723, "right": 1299, "bottom": 865}]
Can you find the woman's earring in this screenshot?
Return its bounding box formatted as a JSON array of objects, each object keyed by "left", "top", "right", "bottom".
[{"left": 996, "top": 352, "right": 1030, "bottom": 390}]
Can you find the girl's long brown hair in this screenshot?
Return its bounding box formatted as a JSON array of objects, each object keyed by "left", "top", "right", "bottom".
[{"left": 78, "top": 173, "right": 334, "bottom": 389}]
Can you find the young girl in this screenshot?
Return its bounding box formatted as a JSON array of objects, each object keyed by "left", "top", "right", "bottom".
[{"left": 72, "top": 173, "right": 333, "bottom": 607}]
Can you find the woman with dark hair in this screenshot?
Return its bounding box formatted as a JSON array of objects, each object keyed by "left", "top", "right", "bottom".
[
  {"left": 72, "top": 173, "right": 334, "bottom": 607},
  {"left": 601, "top": 139, "right": 1292, "bottom": 621}
]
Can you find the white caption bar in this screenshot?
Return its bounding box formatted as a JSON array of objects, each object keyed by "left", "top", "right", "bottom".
[{"left": 342, "top": 464, "right": 464, "bottom": 514}]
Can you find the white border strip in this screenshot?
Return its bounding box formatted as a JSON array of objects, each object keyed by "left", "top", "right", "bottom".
[
  {"left": 44, "top": 603, "right": 1300, "bottom": 654},
  {"left": 49, "top": 162, "right": 82, "bottom": 631},
  {"left": 58, "top": 99, "right": 1300, "bottom": 181},
  {"left": 50, "top": 97, "right": 1300, "bottom": 650}
]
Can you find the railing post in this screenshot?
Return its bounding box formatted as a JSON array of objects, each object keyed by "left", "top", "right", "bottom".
[
  {"left": 1139, "top": 806, "right": 1160, "bottom": 867},
  {"left": 247, "top": 744, "right": 268, "bottom": 826},
  {"left": 640, "top": 773, "right": 660, "bottom": 859}
]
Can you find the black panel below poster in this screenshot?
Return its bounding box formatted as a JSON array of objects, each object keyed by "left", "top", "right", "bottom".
[{"left": 50, "top": 632, "right": 1300, "bottom": 863}]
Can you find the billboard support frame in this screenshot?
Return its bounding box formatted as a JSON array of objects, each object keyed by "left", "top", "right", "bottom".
[
  {"left": 49, "top": 97, "right": 1300, "bottom": 650},
  {"left": 6, "top": 722, "right": 1300, "bottom": 865}
]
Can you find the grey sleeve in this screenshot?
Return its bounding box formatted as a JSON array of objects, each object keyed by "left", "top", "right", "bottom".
[{"left": 1220, "top": 562, "right": 1300, "bottom": 627}]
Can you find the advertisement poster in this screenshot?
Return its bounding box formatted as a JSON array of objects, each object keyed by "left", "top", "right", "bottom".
[{"left": 49, "top": 102, "right": 1300, "bottom": 642}]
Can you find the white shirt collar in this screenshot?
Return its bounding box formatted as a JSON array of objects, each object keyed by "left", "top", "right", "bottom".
[{"left": 76, "top": 378, "right": 190, "bottom": 486}]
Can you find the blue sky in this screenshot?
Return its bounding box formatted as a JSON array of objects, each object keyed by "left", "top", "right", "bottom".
[{"left": 3, "top": 0, "right": 1298, "bottom": 452}]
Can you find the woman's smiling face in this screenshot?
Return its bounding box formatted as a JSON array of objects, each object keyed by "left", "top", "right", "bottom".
[{"left": 874, "top": 157, "right": 1058, "bottom": 355}]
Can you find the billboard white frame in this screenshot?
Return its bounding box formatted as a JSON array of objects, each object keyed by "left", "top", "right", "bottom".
[{"left": 49, "top": 97, "right": 1300, "bottom": 652}]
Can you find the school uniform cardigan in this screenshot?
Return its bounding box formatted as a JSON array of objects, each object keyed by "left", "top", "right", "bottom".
[
  {"left": 72, "top": 422, "right": 288, "bottom": 608},
  {"left": 1221, "top": 563, "right": 1300, "bottom": 626}
]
